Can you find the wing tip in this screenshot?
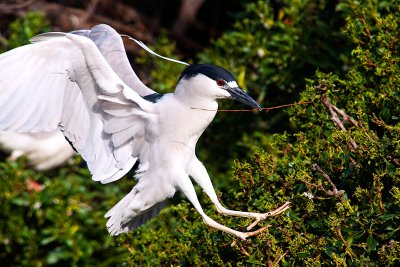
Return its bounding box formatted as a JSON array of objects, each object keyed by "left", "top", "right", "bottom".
[{"left": 30, "top": 32, "right": 67, "bottom": 43}]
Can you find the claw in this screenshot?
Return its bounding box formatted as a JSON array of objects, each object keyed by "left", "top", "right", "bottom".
[
  {"left": 246, "top": 201, "right": 291, "bottom": 230},
  {"left": 242, "top": 225, "right": 271, "bottom": 240}
]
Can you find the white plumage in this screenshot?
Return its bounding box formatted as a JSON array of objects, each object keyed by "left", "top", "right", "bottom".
[
  {"left": 0, "top": 24, "right": 289, "bottom": 239},
  {"left": 0, "top": 131, "right": 75, "bottom": 170}
]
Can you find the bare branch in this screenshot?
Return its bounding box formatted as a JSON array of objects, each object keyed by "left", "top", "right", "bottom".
[
  {"left": 0, "top": 0, "right": 152, "bottom": 49},
  {"left": 172, "top": 0, "right": 206, "bottom": 36},
  {"left": 359, "top": 15, "right": 372, "bottom": 40},
  {"left": 0, "top": 0, "right": 37, "bottom": 10},
  {"left": 312, "top": 163, "right": 344, "bottom": 202},
  {"left": 320, "top": 94, "right": 358, "bottom": 150},
  {"left": 332, "top": 105, "right": 359, "bottom": 127}
]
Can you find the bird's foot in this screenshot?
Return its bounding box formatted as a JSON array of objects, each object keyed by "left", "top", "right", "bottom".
[
  {"left": 237, "top": 225, "right": 271, "bottom": 240},
  {"left": 246, "top": 201, "right": 291, "bottom": 231}
]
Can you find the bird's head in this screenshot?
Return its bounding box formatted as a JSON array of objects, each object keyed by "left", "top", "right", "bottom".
[{"left": 177, "top": 64, "right": 261, "bottom": 109}]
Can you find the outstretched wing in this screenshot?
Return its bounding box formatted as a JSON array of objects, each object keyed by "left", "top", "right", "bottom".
[
  {"left": 0, "top": 24, "right": 155, "bottom": 172},
  {"left": 0, "top": 33, "right": 156, "bottom": 183},
  {"left": 71, "top": 24, "right": 156, "bottom": 97}
]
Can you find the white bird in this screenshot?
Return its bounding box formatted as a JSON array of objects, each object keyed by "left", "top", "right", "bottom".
[{"left": 0, "top": 24, "right": 290, "bottom": 240}]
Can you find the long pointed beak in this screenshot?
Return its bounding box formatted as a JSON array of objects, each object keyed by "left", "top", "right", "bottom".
[{"left": 227, "top": 87, "right": 261, "bottom": 110}]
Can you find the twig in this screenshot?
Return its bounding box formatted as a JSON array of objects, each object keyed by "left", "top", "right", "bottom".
[
  {"left": 321, "top": 95, "right": 346, "bottom": 131},
  {"left": 301, "top": 180, "right": 339, "bottom": 201},
  {"left": 273, "top": 252, "right": 287, "bottom": 266},
  {"left": 359, "top": 15, "right": 372, "bottom": 40},
  {"left": 312, "top": 164, "right": 338, "bottom": 192},
  {"left": 302, "top": 180, "right": 326, "bottom": 193},
  {"left": 312, "top": 163, "right": 344, "bottom": 202},
  {"left": 320, "top": 95, "right": 358, "bottom": 150},
  {"left": 191, "top": 100, "right": 312, "bottom": 112},
  {"left": 387, "top": 155, "right": 400, "bottom": 167},
  {"left": 336, "top": 226, "right": 355, "bottom": 259},
  {"left": 238, "top": 245, "right": 250, "bottom": 257},
  {"left": 332, "top": 105, "right": 359, "bottom": 127},
  {"left": 373, "top": 175, "right": 385, "bottom": 213}
]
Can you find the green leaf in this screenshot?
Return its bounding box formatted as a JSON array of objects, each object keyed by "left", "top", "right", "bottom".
[
  {"left": 379, "top": 214, "right": 397, "bottom": 222},
  {"left": 246, "top": 259, "right": 266, "bottom": 266},
  {"left": 40, "top": 236, "right": 56, "bottom": 245},
  {"left": 367, "top": 235, "right": 378, "bottom": 251}
]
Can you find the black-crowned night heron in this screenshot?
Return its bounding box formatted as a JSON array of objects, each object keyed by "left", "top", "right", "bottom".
[{"left": 0, "top": 24, "right": 290, "bottom": 240}]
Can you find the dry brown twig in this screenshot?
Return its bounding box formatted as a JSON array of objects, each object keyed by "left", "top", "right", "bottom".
[
  {"left": 191, "top": 100, "right": 312, "bottom": 112},
  {"left": 332, "top": 105, "right": 359, "bottom": 127},
  {"left": 359, "top": 15, "right": 372, "bottom": 40},
  {"left": 272, "top": 251, "right": 287, "bottom": 266},
  {"left": 312, "top": 163, "right": 345, "bottom": 202},
  {"left": 320, "top": 94, "right": 358, "bottom": 151}
]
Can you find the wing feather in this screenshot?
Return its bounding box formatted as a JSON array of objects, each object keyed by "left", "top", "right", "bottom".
[
  {"left": 111, "top": 125, "right": 142, "bottom": 148},
  {"left": 72, "top": 24, "right": 156, "bottom": 97},
  {"left": 0, "top": 32, "right": 156, "bottom": 183},
  {"left": 101, "top": 101, "right": 137, "bottom": 117}
]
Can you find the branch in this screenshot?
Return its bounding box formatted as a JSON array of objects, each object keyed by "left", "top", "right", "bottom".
[
  {"left": 336, "top": 227, "right": 355, "bottom": 259},
  {"left": 312, "top": 163, "right": 345, "bottom": 202},
  {"left": 172, "top": 0, "right": 206, "bottom": 36},
  {"left": 332, "top": 105, "right": 359, "bottom": 127},
  {"left": 320, "top": 94, "right": 358, "bottom": 151},
  {"left": 359, "top": 15, "right": 372, "bottom": 40},
  {"left": 0, "top": 0, "right": 37, "bottom": 10}
]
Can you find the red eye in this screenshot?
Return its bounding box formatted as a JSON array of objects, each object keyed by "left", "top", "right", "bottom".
[{"left": 216, "top": 79, "right": 226, "bottom": 86}]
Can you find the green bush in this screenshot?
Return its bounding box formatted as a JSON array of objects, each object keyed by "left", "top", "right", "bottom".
[
  {"left": 0, "top": 158, "right": 132, "bottom": 266},
  {"left": 125, "top": 0, "right": 399, "bottom": 265},
  {"left": 0, "top": 11, "right": 50, "bottom": 51}
]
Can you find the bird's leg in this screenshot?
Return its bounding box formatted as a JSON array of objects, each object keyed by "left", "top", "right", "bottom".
[
  {"left": 176, "top": 172, "right": 270, "bottom": 240},
  {"left": 201, "top": 213, "right": 271, "bottom": 240},
  {"left": 188, "top": 158, "right": 290, "bottom": 230}
]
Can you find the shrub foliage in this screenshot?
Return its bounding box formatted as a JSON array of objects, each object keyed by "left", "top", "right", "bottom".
[{"left": 122, "top": 0, "right": 400, "bottom": 265}]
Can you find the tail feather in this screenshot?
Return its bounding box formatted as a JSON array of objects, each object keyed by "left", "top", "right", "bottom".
[{"left": 105, "top": 190, "right": 166, "bottom": 236}]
